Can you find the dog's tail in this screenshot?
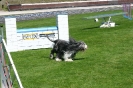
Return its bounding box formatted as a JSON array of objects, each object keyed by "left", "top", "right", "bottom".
[{"left": 46, "top": 34, "right": 58, "bottom": 44}]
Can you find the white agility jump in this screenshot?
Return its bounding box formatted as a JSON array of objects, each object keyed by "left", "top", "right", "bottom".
[{"left": 5, "top": 15, "right": 69, "bottom": 52}]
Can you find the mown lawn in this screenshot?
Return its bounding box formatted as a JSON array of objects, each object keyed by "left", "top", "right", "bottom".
[{"left": 9, "top": 10, "right": 133, "bottom": 88}]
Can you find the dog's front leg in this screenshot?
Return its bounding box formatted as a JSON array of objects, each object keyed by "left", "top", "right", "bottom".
[
  {"left": 64, "top": 58, "right": 73, "bottom": 62},
  {"left": 55, "top": 53, "right": 62, "bottom": 61},
  {"left": 55, "top": 58, "right": 62, "bottom": 61},
  {"left": 50, "top": 49, "right": 54, "bottom": 59},
  {"left": 64, "top": 52, "right": 73, "bottom": 62}
]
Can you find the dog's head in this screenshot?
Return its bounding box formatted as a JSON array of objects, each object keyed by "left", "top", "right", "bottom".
[
  {"left": 67, "top": 41, "right": 87, "bottom": 52},
  {"left": 76, "top": 41, "right": 87, "bottom": 51}
]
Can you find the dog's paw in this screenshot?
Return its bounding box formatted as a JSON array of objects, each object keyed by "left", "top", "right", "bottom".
[
  {"left": 64, "top": 59, "right": 73, "bottom": 62},
  {"left": 50, "top": 54, "right": 54, "bottom": 59},
  {"left": 55, "top": 58, "right": 62, "bottom": 61}
]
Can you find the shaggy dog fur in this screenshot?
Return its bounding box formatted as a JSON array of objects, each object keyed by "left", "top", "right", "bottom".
[{"left": 47, "top": 36, "right": 87, "bottom": 61}]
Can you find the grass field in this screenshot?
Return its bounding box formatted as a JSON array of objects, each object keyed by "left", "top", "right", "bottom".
[{"left": 8, "top": 10, "right": 133, "bottom": 88}]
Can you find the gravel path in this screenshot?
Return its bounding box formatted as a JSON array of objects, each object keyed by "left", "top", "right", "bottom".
[{"left": 0, "top": 5, "right": 122, "bottom": 16}]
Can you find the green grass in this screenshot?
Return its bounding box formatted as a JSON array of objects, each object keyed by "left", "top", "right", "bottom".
[{"left": 8, "top": 10, "right": 133, "bottom": 88}]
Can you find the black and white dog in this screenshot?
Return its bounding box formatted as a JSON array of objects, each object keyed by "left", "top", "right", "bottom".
[{"left": 47, "top": 36, "right": 87, "bottom": 61}]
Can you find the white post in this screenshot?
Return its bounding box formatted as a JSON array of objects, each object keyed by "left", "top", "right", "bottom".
[
  {"left": 5, "top": 17, "right": 18, "bottom": 52},
  {"left": 57, "top": 14, "right": 69, "bottom": 41}
]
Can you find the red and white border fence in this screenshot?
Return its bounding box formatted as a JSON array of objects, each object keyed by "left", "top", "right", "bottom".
[{"left": 0, "top": 35, "right": 23, "bottom": 88}]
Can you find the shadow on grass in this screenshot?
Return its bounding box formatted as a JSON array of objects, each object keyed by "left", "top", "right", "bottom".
[
  {"left": 82, "top": 26, "right": 100, "bottom": 30},
  {"left": 73, "top": 58, "right": 86, "bottom": 61},
  {"left": 46, "top": 57, "right": 86, "bottom": 61}
]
